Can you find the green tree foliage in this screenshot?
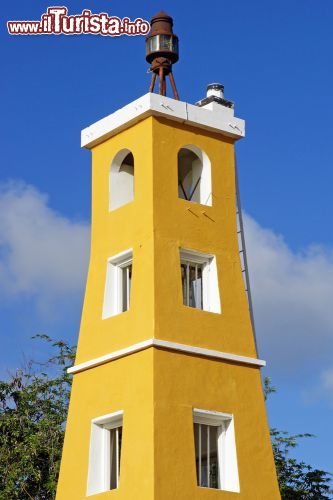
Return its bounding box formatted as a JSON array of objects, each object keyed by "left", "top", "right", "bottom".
[
  {"left": 264, "top": 377, "right": 333, "bottom": 499},
  {"left": 0, "top": 343, "right": 331, "bottom": 498},
  {"left": 0, "top": 335, "right": 75, "bottom": 499}
]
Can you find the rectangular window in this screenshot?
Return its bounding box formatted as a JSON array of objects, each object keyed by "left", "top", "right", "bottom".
[
  {"left": 102, "top": 249, "right": 133, "bottom": 318},
  {"left": 181, "top": 261, "right": 203, "bottom": 308},
  {"left": 87, "top": 411, "right": 123, "bottom": 496},
  {"left": 106, "top": 424, "right": 122, "bottom": 490},
  {"left": 193, "top": 409, "right": 239, "bottom": 493},
  {"left": 120, "top": 262, "right": 132, "bottom": 312},
  {"left": 194, "top": 423, "right": 219, "bottom": 488},
  {"left": 180, "top": 249, "right": 221, "bottom": 313}
]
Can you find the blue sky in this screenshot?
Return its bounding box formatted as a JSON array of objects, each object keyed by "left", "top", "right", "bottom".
[{"left": 1, "top": 0, "right": 333, "bottom": 477}]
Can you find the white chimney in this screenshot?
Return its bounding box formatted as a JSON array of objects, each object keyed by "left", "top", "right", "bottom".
[{"left": 206, "top": 83, "right": 225, "bottom": 100}]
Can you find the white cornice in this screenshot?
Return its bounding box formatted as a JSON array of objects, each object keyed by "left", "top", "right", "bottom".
[
  {"left": 68, "top": 338, "right": 265, "bottom": 375},
  {"left": 81, "top": 93, "right": 245, "bottom": 149}
]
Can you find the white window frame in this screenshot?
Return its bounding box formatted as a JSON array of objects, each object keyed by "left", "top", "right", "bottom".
[
  {"left": 102, "top": 249, "right": 133, "bottom": 319},
  {"left": 193, "top": 408, "right": 239, "bottom": 493},
  {"left": 109, "top": 149, "right": 134, "bottom": 211},
  {"left": 178, "top": 145, "right": 212, "bottom": 206},
  {"left": 87, "top": 410, "right": 123, "bottom": 496},
  {"left": 180, "top": 248, "right": 221, "bottom": 313}
]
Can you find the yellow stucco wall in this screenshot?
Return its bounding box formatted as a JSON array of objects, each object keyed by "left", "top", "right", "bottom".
[
  {"left": 57, "top": 349, "right": 155, "bottom": 499},
  {"left": 151, "top": 117, "right": 256, "bottom": 356},
  {"left": 153, "top": 348, "right": 279, "bottom": 499},
  {"left": 57, "top": 348, "right": 280, "bottom": 499},
  {"left": 75, "top": 117, "right": 155, "bottom": 365},
  {"left": 75, "top": 116, "right": 256, "bottom": 364},
  {"left": 57, "top": 114, "right": 280, "bottom": 498}
]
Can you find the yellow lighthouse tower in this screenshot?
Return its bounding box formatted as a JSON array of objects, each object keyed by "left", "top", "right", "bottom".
[{"left": 57, "top": 12, "right": 280, "bottom": 500}]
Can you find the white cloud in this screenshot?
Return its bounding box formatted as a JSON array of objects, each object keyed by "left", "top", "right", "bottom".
[
  {"left": 301, "top": 366, "right": 333, "bottom": 405},
  {"left": 0, "top": 181, "right": 90, "bottom": 314},
  {"left": 320, "top": 368, "right": 333, "bottom": 398},
  {"left": 244, "top": 213, "right": 333, "bottom": 372}
]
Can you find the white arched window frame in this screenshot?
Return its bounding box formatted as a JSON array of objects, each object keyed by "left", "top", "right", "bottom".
[
  {"left": 178, "top": 145, "right": 212, "bottom": 206},
  {"left": 109, "top": 149, "right": 134, "bottom": 211}
]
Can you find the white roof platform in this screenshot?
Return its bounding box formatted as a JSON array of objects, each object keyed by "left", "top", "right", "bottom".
[{"left": 81, "top": 92, "right": 245, "bottom": 149}]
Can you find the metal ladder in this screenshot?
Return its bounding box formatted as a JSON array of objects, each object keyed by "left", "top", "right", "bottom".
[{"left": 235, "top": 158, "right": 259, "bottom": 357}]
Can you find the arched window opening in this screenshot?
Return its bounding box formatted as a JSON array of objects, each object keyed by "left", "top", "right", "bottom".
[
  {"left": 109, "top": 149, "right": 134, "bottom": 211},
  {"left": 178, "top": 146, "right": 212, "bottom": 206}
]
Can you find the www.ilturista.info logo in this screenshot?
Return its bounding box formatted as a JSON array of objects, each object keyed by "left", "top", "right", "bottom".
[{"left": 7, "top": 7, "right": 150, "bottom": 36}]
